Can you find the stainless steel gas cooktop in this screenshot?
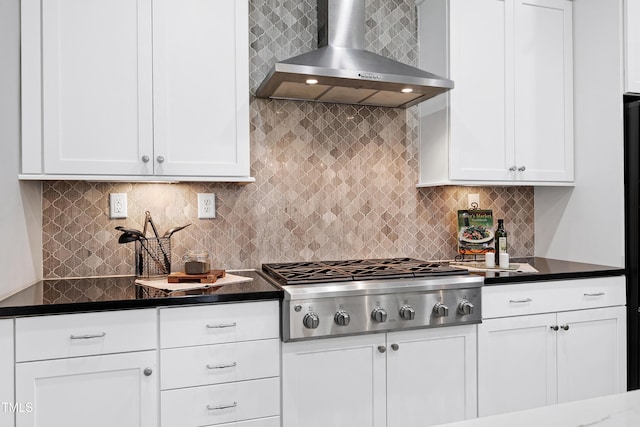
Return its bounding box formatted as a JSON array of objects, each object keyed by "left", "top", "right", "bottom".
[{"left": 261, "top": 258, "right": 483, "bottom": 341}]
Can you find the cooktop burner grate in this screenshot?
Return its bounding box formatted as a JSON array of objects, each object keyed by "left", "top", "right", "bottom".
[{"left": 262, "top": 258, "right": 466, "bottom": 285}]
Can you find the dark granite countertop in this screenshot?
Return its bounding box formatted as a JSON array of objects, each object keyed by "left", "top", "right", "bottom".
[
  {"left": 0, "top": 258, "right": 625, "bottom": 317},
  {"left": 0, "top": 270, "right": 282, "bottom": 317},
  {"left": 471, "top": 257, "right": 626, "bottom": 285}
]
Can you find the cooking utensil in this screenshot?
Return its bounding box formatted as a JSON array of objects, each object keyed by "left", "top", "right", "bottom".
[
  {"left": 118, "top": 232, "right": 141, "bottom": 244},
  {"left": 163, "top": 223, "right": 191, "bottom": 238},
  {"left": 116, "top": 228, "right": 165, "bottom": 275},
  {"left": 145, "top": 211, "right": 171, "bottom": 273},
  {"left": 118, "top": 232, "right": 146, "bottom": 275},
  {"left": 115, "top": 226, "right": 145, "bottom": 238}
]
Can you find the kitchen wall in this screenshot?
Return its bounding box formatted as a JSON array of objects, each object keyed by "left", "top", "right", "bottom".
[
  {"left": 535, "top": 0, "right": 625, "bottom": 268},
  {"left": 0, "top": 0, "right": 43, "bottom": 298},
  {"left": 41, "top": 0, "right": 535, "bottom": 279}
]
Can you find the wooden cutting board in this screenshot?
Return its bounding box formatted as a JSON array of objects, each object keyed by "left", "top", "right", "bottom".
[{"left": 167, "top": 269, "right": 225, "bottom": 284}]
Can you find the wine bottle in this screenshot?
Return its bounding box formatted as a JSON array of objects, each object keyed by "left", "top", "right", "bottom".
[{"left": 495, "top": 219, "right": 508, "bottom": 256}]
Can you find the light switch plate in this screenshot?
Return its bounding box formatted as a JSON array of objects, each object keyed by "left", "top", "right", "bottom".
[
  {"left": 198, "top": 193, "right": 216, "bottom": 219},
  {"left": 110, "top": 193, "right": 128, "bottom": 218}
]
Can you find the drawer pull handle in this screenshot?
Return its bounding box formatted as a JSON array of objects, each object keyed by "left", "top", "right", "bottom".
[
  {"left": 206, "top": 362, "right": 237, "bottom": 370},
  {"left": 550, "top": 325, "right": 559, "bottom": 331},
  {"left": 206, "top": 322, "right": 237, "bottom": 329},
  {"left": 70, "top": 332, "right": 106, "bottom": 340},
  {"left": 509, "top": 298, "right": 532, "bottom": 304},
  {"left": 584, "top": 292, "right": 605, "bottom": 297},
  {"left": 207, "top": 402, "right": 237, "bottom": 411}
]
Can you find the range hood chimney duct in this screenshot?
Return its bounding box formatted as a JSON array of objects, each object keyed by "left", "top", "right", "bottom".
[{"left": 256, "top": 0, "right": 453, "bottom": 109}]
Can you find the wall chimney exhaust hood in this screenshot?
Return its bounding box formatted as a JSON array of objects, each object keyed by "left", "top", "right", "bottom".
[{"left": 256, "top": 0, "right": 453, "bottom": 109}]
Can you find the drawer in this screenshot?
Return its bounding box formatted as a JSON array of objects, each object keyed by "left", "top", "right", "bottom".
[
  {"left": 161, "top": 338, "right": 280, "bottom": 390},
  {"left": 161, "top": 377, "right": 280, "bottom": 427},
  {"left": 483, "top": 276, "right": 626, "bottom": 319},
  {"left": 15, "top": 309, "right": 157, "bottom": 362},
  {"left": 213, "top": 418, "right": 280, "bottom": 427},
  {"left": 160, "top": 300, "right": 279, "bottom": 348}
]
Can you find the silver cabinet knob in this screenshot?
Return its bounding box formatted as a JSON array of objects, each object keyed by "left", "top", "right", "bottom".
[
  {"left": 378, "top": 345, "right": 387, "bottom": 353},
  {"left": 371, "top": 307, "right": 387, "bottom": 323},
  {"left": 156, "top": 156, "right": 165, "bottom": 164},
  {"left": 399, "top": 305, "right": 415, "bottom": 321},
  {"left": 561, "top": 324, "right": 570, "bottom": 331},
  {"left": 390, "top": 343, "right": 399, "bottom": 351},
  {"left": 143, "top": 368, "right": 153, "bottom": 376},
  {"left": 518, "top": 166, "right": 526, "bottom": 171},
  {"left": 433, "top": 303, "right": 449, "bottom": 318},
  {"left": 334, "top": 310, "right": 351, "bottom": 326},
  {"left": 303, "top": 312, "right": 320, "bottom": 329},
  {"left": 141, "top": 155, "right": 150, "bottom": 163},
  {"left": 509, "top": 165, "right": 517, "bottom": 171},
  {"left": 457, "top": 300, "right": 474, "bottom": 316}
]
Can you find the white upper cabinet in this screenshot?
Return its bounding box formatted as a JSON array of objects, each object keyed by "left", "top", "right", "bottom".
[
  {"left": 152, "top": 0, "right": 250, "bottom": 178},
  {"left": 626, "top": 0, "right": 640, "bottom": 93},
  {"left": 417, "top": 0, "right": 574, "bottom": 186},
  {"left": 20, "top": 0, "right": 251, "bottom": 182}
]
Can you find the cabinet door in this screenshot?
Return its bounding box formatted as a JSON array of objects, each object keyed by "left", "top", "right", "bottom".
[
  {"left": 15, "top": 351, "right": 158, "bottom": 427},
  {"left": 448, "top": 0, "right": 513, "bottom": 181},
  {"left": 513, "top": 0, "right": 573, "bottom": 182},
  {"left": 0, "top": 320, "right": 14, "bottom": 427},
  {"left": 153, "top": 0, "right": 250, "bottom": 177},
  {"left": 32, "top": 0, "right": 154, "bottom": 175},
  {"left": 556, "top": 306, "right": 627, "bottom": 404},
  {"left": 281, "top": 334, "right": 386, "bottom": 427},
  {"left": 387, "top": 325, "right": 477, "bottom": 427},
  {"left": 626, "top": 0, "right": 640, "bottom": 93},
  {"left": 478, "top": 313, "right": 557, "bottom": 416}
]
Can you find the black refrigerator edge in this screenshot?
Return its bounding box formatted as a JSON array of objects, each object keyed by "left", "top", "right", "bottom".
[{"left": 624, "top": 93, "right": 640, "bottom": 390}]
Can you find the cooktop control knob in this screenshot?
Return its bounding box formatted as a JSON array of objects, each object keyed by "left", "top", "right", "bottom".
[
  {"left": 457, "top": 300, "right": 474, "bottom": 316},
  {"left": 303, "top": 312, "right": 320, "bottom": 329},
  {"left": 399, "top": 305, "right": 416, "bottom": 321},
  {"left": 371, "top": 307, "right": 387, "bottom": 323},
  {"left": 334, "top": 310, "right": 351, "bottom": 326},
  {"left": 433, "top": 303, "right": 449, "bottom": 318}
]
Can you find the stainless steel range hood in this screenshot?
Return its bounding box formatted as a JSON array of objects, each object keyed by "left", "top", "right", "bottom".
[{"left": 256, "top": 0, "right": 453, "bottom": 109}]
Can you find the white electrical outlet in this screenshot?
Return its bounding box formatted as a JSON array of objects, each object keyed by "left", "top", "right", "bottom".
[
  {"left": 110, "top": 193, "right": 128, "bottom": 219},
  {"left": 198, "top": 193, "right": 216, "bottom": 219},
  {"left": 468, "top": 194, "right": 480, "bottom": 209}
]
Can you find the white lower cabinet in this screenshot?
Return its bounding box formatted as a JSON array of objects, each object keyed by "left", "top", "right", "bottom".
[
  {"left": 0, "top": 319, "right": 14, "bottom": 427},
  {"left": 15, "top": 351, "right": 158, "bottom": 427},
  {"left": 159, "top": 300, "right": 280, "bottom": 427},
  {"left": 282, "top": 325, "right": 477, "bottom": 427},
  {"left": 13, "top": 309, "right": 158, "bottom": 427},
  {"left": 556, "top": 307, "right": 626, "bottom": 404},
  {"left": 478, "top": 313, "right": 557, "bottom": 415},
  {"left": 478, "top": 277, "right": 627, "bottom": 417},
  {"left": 282, "top": 334, "right": 386, "bottom": 427}
]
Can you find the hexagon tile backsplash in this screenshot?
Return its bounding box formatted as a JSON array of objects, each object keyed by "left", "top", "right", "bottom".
[
  {"left": 42, "top": 102, "right": 534, "bottom": 278},
  {"left": 41, "top": 0, "right": 535, "bottom": 279}
]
